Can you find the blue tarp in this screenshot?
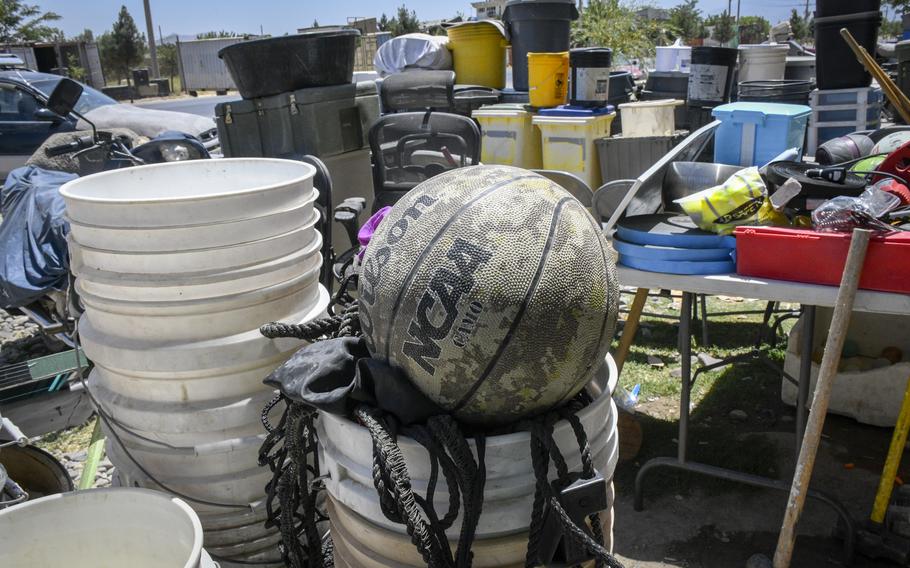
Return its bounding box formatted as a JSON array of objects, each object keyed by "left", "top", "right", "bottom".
[{"left": 0, "top": 166, "right": 77, "bottom": 309}]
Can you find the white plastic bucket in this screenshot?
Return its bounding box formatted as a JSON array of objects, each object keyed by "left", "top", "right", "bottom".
[
  {"left": 68, "top": 195, "right": 318, "bottom": 253},
  {"left": 738, "top": 44, "right": 789, "bottom": 82},
  {"left": 79, "top": 266, "right": 321, "bottom": 341},
  {"left": 656, "top": 45, "right": 691, "bottom": 72},
  {"left": 0, "top": 488, "right": 215, "bottom": 568},
  {"left": 319, "top": 355, "right": 618, "bottom": 539},
  {"left": 618, "top": 99, "right": 684, "bottom": 138},
  {"left": 70, "top": 220, "right": 319, "bottom": 275},
  {"left": 75, "top": 236, "right": 322, "bottom": 303},
  {"left": 60, "top": 158, "right": 316, "bottom": 228}
]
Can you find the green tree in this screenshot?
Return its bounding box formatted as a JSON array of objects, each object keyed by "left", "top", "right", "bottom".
[
  {"left": 66, "top": 53, "right": 86, "bottom": 82},
  {"left": 886, "top": 0, "right": 910, "bottom": 14},
  {"left": 738, "top": 15, "right": 770, "bottom": 44},
  {"left": 196, "top": 30, "right": 238, "bottom": 39},
  {"left": 572, "top": 0, "right": 669, "bottom": 61},
  {"left": 312, "top": 19, "right": 319, "bottom": 28},
  {"left": 882, "top": 18, "right": 903, "bottom": 38},
  {"left": 712, "top": 11, "right": 734, "bottom": 44},
  {"left": 669, "top": 0, "right": 702, "bottom": 43},
  {"left": 76, "top": 28, "right": 94, "bottom": 42},
  {"left": 379, "top": 5, "right": 420, "bottom": 36},
  {"left": 157, "top": 43, "right": 178, "bottom": 80},
  {"left": 98, "top": 6, "right": 146, "bottom": 85},
  {"left": 0, "top": 0, "right": 62, "bottom": 42},
  {"left": 788, "top": 9, "right": 807, "bottom": 41}
]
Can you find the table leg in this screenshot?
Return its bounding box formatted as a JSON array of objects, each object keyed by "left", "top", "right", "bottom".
[
  {"left": 679, "top": 292, "right": 694, "bottom": 464},
  {"left": 700, "top": 294, "right": 710, "bottom": 346},
  {"left": 615, "top": 288, "right": 649, "bottom": 374},
  {"left": 796, "top": 306, "right": 816, "bottom": 459}
]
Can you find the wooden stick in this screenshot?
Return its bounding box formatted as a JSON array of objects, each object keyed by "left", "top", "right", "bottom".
[
  {"left": 871, "top": 375, "right": 910, "bottom": 524},
  {"left": 615, "top": 287, "right": 649, "bottom": 374},
  {"left": 773, "top": 229, "right": 871, "bottom": 568},
  {"left": 840, "top": 28, "right": 910, "bottom": 124}
]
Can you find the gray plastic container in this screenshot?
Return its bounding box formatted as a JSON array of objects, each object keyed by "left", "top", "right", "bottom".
[
  {"left": 596, "top": 133, "right": 687, "bottom": 185},
  {"left": 215, "top": 83, "right": 362, "bottom": 158},
  {"left": 503, "top": 0, "right": 579, "bottom": 91}
]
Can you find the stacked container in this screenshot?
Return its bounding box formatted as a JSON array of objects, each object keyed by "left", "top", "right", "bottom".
[
  {"left": 533, "top": 105, "right": 616, "bottom": 188},
  {"left": 711, "top": 102, "right": 811, "bottom": 167},
  {"left": 807, "top": 87, "right": 883, "bottom": 155},
  {"left": 61, "top": 158, "right": 329, "bottom": 567},
  {"left": 321, "top": 356, "right": 620, "bottom": 567},
  {"left": 474, "top": 103, "right": 543, "bottom": 169}
]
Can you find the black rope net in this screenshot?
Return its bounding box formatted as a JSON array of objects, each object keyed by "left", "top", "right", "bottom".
[{"left": 257, "top": 281, "right": 624, "bottom": 568}]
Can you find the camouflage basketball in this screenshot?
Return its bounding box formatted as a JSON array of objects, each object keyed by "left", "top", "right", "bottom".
[{"left": 359, "top": 165, "right": 619, "bottom": 425}]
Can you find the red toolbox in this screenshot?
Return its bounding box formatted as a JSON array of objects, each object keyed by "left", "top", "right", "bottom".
[{"left": 735, "top": 226, "right": 910, "bottom": 294}]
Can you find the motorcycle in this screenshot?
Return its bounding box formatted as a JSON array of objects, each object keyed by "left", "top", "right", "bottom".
[{"left": 0, "top": 78, "right": 210, "bottom": 348}]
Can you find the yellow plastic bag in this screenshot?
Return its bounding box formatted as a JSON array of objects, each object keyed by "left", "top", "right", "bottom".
[{"left": 674, "top": 167, "right": 788, "bottom": 235}]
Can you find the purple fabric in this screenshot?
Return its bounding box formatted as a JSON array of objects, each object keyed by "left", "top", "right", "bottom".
[{"left": 357, "top": 206, "right": 393, "bottom": 259}]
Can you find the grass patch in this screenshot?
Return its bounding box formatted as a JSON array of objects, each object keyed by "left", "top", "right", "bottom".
[
  {"left": 36, "top": 416, "right": 96, "bottom": 457},
  {"left": 613, "top": 292, "right": 799, "bottom": 497}
]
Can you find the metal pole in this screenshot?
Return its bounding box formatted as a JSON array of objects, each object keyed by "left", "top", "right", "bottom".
[
  {"left": 678, "top": 292, "right": 693, "bottom": 464},
  {"left": 143, "top": 0, "right": 159, "bottom": 77},
  {"left": 795, "top": 306, "right": 816, "bottom": 459}
]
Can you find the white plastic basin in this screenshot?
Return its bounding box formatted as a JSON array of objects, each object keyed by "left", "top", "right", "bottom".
[
  {"left": 0, "top": 488, "right": 213, "bottom": 568},
  {"left": 68, "top": 197, "right": 318, "bottom": 253},
  {"left": 60, "top": 158, "right": 316, "bottom": 228},
  {"left": 70, "top": 218, "right": 319, "bottom": 275},
  {"left": 79, "top": 262, "right": 321, "bottom": 341},
  {"left": 75, "top": 234, "right": 322, "bottom": 303}
]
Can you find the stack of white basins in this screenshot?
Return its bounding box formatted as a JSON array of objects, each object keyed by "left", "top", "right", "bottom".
[{"left": 60, "top": 158, "right": 329, "bottom": 567}]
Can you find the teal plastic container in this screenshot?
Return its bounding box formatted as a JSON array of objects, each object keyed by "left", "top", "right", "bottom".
[{"left": 711, "top": 102, "right": 811, "bottom": 167}]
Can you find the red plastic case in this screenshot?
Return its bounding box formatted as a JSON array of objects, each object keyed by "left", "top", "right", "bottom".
[{"left": 735, "top": 226, "right": 910, "bottom": 294}]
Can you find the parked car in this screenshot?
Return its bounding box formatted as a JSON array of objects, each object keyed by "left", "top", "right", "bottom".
[{"left": 0, "top": 70, "right": 219, "bottom": 179}]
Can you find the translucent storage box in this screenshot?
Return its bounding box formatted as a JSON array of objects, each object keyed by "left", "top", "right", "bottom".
[
  {"left": 532, "top": 105, "right": 615, "bottom": 189},
  {"left": 473, "top": 103, "right": 542, "bottom": 169},
  {"left": 711, "top": 101, "right": 811, "bottom": 167}
]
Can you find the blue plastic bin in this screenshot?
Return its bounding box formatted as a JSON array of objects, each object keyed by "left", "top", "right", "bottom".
[{"left": 711, "top": 102, "right": 811, "bottom": 167}]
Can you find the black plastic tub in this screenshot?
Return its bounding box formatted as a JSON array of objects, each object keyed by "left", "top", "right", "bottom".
[
  {"left": 815, "top": 0, "right": 881, "bottom": 18},
  {"left": 687, "top": 47, "right": 738, "bottom": 107},
  {"left": 608, "top": 70, "right": 635, "bottom": 134},
  {"left": 737, "top": 80, "right": 813, "bottom": 105},
  {"left": 814, "top": 10, "right": 881, "bottom": 90},
  {"left": 219, "top": 29, "right": 360, "bottom": 99},
  {"left": 503, "top": 0, "right": 579, "bottom": 91}
]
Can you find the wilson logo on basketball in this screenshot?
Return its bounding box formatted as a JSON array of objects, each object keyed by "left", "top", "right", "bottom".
[
  {"left": 402, "top": 238, "right": 492, "bottom": 375},
  {"left": 360, "top": 194, "right": 438, "bottom": 340}
]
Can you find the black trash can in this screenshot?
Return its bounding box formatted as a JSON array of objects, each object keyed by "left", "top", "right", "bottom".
[
  {"left": 503, "top": 0, "right": 579, "bottom": 92},
  {"left": 814, "top": 9, "right": 882, "bottom": 90},
  {"left": 737, "top": 80, "right": 813, "bottom": 105}
]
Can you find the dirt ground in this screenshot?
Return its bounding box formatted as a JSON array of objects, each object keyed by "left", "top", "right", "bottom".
[{"left": 609, "top": 294, "right": 906, "bottom": 568}]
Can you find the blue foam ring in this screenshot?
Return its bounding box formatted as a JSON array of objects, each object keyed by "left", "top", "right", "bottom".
[
  {"left": 616, "top": 225, "right": 737, "bottom": 249},
  {"left": 613, "top": 237, "right": 735, "bottom": 262},
  {"left": 618, "top": 254, "right": 736, "bottom": 275}
]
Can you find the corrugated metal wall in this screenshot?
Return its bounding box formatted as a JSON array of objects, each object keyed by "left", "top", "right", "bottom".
[{"left": 177, "top": 38, "right": 243, "bottom": 92}]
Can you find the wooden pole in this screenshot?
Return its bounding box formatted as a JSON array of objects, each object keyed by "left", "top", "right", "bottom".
[
  {"left": 615, "top": 288, "right": 649, "bottom": 374},
  {"left": 773, "top": 229, "right": 871, "bottom": 567}
]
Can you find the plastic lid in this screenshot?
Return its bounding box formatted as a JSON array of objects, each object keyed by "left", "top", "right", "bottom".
[
  {"left": 537, "top": 104, "right": 615, "bottom": 116},
  {"left": 618, "top": 99, "right": 684, "bottom": 109},
  {"left": 711, "top": 101, "right": 811, "bottom": 118}
]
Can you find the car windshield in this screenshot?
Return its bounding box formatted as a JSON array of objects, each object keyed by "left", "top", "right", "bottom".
[{"left": 29, "top": 78, "right": 117, "bottom": 114}]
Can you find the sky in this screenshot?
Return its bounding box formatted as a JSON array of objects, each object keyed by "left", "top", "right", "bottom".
[{"left": 37, "top": 0, "right": 833, "bottom": 39}]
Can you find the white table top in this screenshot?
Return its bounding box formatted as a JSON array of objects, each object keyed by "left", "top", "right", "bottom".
[{"left": 617, "top": 266, "right": 910, "bottom": 317}]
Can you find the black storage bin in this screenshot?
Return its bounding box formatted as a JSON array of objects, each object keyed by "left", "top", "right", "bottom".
[
  {"left": 645, "top": 71, "right": 689, "bottom": 95},
  {"left": 814, "top": 10, "right": 882, "bottom": 90},
  {"left": 215, "top": 83, "right": 362, "bottom": 158},
  {"left": 218, "top": 30, "right": 360, "bottom": 99},
  {"left": 737, "top": 80, "right": 813, "bottom": 105},
  {"left": 596, "top": 133, "right": 687, "bottom": 184},
  {"left": 503, "top": 0, "right": 579, "bottom": 92}
]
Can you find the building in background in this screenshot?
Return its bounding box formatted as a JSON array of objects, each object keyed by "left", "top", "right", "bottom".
[
  {"left": 0, "top": 41, "right": 104, "bottom": 88},
  {"left": 472, "top": 0, "right": 508, "bottom": 20},
  {"left": 636, "top": 7, "right": 670, "bottom": 21}
]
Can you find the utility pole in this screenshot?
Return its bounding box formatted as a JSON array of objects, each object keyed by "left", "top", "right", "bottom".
[
  {"left": 805, "top": 0, "right": 810, "bottom": 21},
  {"left": 143, "top": 0, "right": 159, "bottom": 77},
  {"left": 735, "top": 0, "right": 742, "bottom": 46}
]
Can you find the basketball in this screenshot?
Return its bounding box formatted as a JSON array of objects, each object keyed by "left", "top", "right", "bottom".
[{"left": 359, "top": 165, "right": 619, "bottom": 425}]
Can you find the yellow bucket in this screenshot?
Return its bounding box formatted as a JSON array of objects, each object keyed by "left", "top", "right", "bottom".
[
  {"left": 528, "top": 52, "right": 569, "bottom": 108},
  {"left": 447, "top": 22, "right": 508, "bottom": 89}
]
